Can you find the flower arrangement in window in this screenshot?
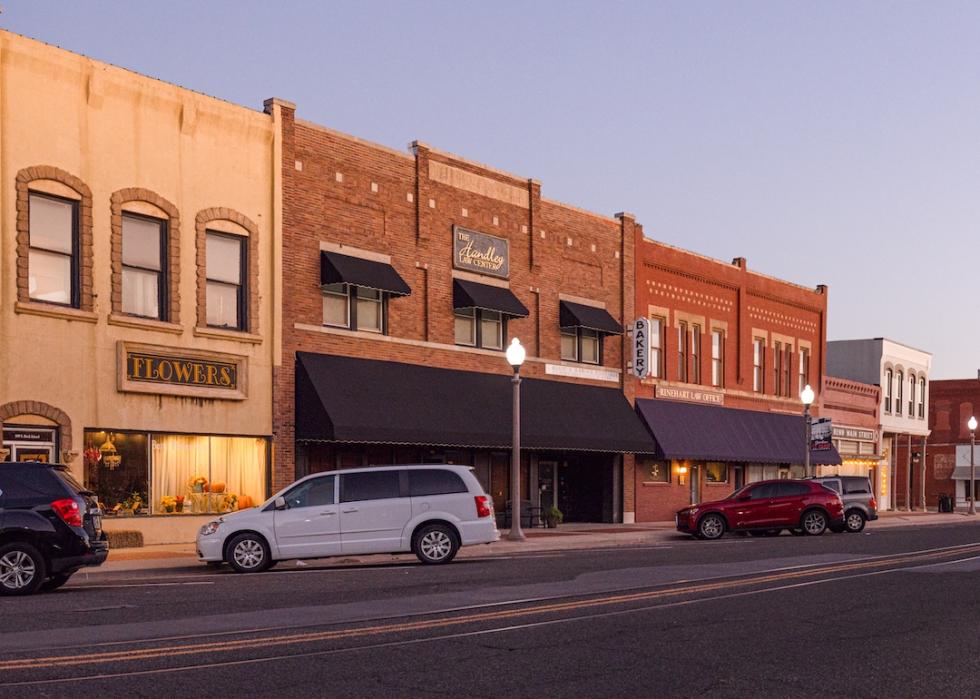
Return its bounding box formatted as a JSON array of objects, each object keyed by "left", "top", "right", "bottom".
[
  {"left": 160, "top": 495, "right": 177, "bottom": 513},
  {"left": 83, "top": 445, "right": 102, "bottom": 468},
  {"left": 189, "top": 476, "right": 208, "bottom": 493}
]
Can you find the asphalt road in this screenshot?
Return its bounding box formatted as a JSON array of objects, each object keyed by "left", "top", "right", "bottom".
[{"left": 3, "top": 523, "right": 980, "bottom": 698}]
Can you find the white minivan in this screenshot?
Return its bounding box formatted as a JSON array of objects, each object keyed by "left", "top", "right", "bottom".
[{"left": 197, "top": 465, "right": 499, "bottom": 573}]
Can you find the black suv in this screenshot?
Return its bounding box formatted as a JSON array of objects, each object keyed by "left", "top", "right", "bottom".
[{"left": 0, "top": 461, "right": 108, "bottom": 595}]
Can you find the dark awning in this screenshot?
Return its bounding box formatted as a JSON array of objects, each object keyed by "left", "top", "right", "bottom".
[
  {"left": 296, "top": 352, "right": 654, "bottom": 453},
  {"left": 453, "top": 279, "right": 529, "bottom": 318},
  {"left": 320, "top": 251, "right": 411, "bottom": 296},
  {"left": 635, "top": 398, "right": 841, "bottom": 465},
  {"left": 559, "top": 300, "right": 623, "bottom": 335}
]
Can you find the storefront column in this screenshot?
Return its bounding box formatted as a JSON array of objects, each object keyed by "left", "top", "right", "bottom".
[
  {"left": 622, "top": 453, "right": 636, "bottom": 523},
  {"left": 920, "top": 436, "right": 928, "bottom": 511},
  {"left": 612, "top": 455, "right": 623, "bottom": 524},
  {"left": 889, "top": 434, "right": 897, "bottom": 511}
]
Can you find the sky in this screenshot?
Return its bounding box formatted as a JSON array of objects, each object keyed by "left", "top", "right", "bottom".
[{"left": 3, "top": 1, "right": 978, "bottom": 378}]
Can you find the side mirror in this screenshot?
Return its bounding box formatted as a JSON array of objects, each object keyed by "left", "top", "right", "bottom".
[{"left": 274, "top": 496, "right": 287, "bottom": 511}]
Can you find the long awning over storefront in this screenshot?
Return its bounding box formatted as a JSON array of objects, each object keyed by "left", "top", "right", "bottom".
[
  {"left": 635, "top": 398, "right": 841, "bottom": 465},
  {"left": 295, "top": 352, "right": 655, "bottom": 453}
]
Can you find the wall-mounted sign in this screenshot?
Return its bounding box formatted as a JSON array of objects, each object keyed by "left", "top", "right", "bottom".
[
  {"left": 633, "top": 317, "right": 650, "bottom": 379},
  {"left": 2, "top": 427, "right": 56, "bottom": 443},
  {"left": 453, "top": 226, "right": 509, "bottom": 279},
  {"left": 832, "top": 425, "right": 876, "bottom": 442},
  {"left": 810, "top": 417, "right": 833, "bottom": 451},
  {"left": 655, "top": 385, "right": 724, "bottom": 405},
  {"left": 545, "top": 363, "right": 619, "bottom": 384},
  {"left": 117, "top": 342, "right": 248, "bottom": 401}
]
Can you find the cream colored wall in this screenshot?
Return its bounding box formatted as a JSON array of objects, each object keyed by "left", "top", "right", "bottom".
[{"left": 0, "top": 32, "right": 275, "bottom": 481}]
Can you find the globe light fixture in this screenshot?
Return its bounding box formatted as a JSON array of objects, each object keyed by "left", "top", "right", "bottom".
[
  {"left": 506, "top": 337, "right": 526, "bottom": 371},
  {"left": 800, "top": 384, "right": 815, "bottom": 407},
  {"left": 800, "top": 384, "right": 815, "bottom": 477}
]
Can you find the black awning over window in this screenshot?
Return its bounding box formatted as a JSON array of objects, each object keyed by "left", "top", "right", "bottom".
[
  {"left": 559, "top": 300, "right": 623, "bottom": 335},
  {"left": 320, "top": 251, "right": 411, "bottom": 296},
  {"left": 452, "top": 279, "right": 529, "bottom": 317},
  {"left": 635, "top": 398, "right": 842, "bottom": 465},
  {"left": 296, "top": 352, "right": 655, "bottom": 453}
]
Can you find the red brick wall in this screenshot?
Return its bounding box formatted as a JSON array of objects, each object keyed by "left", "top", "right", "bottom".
[
  {"left": 919, "top": 378, "right": 980, "bottom": 509},
  {"left": 273, "top": 107, "right": 634, "bottom": 492}
]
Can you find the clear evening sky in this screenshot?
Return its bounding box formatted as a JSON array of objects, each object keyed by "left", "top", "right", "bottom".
[{"left": 4, "top": 1, "right": 977, "bottom": 378}]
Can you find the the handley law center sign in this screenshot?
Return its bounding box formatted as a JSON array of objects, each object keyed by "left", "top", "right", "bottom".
[{"left": 453, "top": 226, "right": 509, "bottom": 279}]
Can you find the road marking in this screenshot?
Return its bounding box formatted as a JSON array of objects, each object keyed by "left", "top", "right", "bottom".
[{"left": 3, "top": 540, "right": 978, "bottom": 673}]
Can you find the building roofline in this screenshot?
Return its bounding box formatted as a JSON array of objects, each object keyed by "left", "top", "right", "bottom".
[
  {"left": 296, "top": 118, "right": 414, "bottom": 161},
  {"left": 828, "top": 337, "right": 933, "bottom": 357}
]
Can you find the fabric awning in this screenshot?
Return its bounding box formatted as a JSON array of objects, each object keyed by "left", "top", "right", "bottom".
[
  {"left": 320, "top": 251, "right": 411, "bottom": 296},
  {"left": 452, "top": 279, "right": 529, "bottom": 317},
  {"left": 635, "top": 398, "right": 842, "bottom": 465},
  {"left": 559, "top": 300, "right": 623, "bottom": 335},
  {"left": 296, "top": 352, "right": 655, "bottom": 453},
  {"left": 952, "top": 466, "right": 979, "bottom": 479}
]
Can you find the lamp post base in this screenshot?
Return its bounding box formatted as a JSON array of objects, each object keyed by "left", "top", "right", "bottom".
[{"left": 507, "top": 528, "right": 526, "bottom": 542}]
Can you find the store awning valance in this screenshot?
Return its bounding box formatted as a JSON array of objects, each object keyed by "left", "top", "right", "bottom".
[
  {"left": 636, "top": 398, "right": 841, "bottom": 465},
  {"left": 452, "top": 279, "right": 529, "bottom": 317},
  {"left": 320, "top": 251, "right": 411, "bottom": 296},
  {"left": 951, "top": 466, "right": 979, "bottom": 480},
  {"left": 559, "top": 301, "right": 623, "bottom": 335},
  {"left": 296, "top": 352, "right": 655, "bottom": 453}
]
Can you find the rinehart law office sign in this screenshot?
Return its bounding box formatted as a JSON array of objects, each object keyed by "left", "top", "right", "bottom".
[
  {"left": 453, "top": 226, "right": 509, "bottom": 279},
  {"left": 117, "top": 342, "right": 248, "bottom": 401}
]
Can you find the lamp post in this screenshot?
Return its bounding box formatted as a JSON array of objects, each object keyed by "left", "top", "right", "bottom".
[
  {"left": 800, "top": 384, "right": 815, "bottom": 477},
  {"left": 505, "top": 338, "right": 526, "bottom": 541},
  {"left": 969, "top": 416, "right": 977, "bottom": 516}
]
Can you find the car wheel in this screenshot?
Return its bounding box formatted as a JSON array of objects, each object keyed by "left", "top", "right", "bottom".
[
  {"left": 801, "top": 509, "right": 828, "bottom": 536},
  {"left": 0, "top": 543, "right": 47, "bottom": 596},
  {"left": 845, "top": 510, "right": 867, "bottom": 533},
  {"left": 697, "top": 514, "right": 725, "bottom": 540},
  {"left": 225, "top": 533, "right": 272, "bottom": 574},
  {"left": 40, "top": 573, "right": 73, "bottom": 591},
  {"left": 413, "top": 524, "right": 460, "bottom": 564}
]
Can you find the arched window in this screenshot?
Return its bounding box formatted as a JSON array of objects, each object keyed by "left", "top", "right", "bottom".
[
  {"left": 896, "top": 371, "right": 904, "bottom": 416},
  {"left": 195, "top": 208, "right": 259, "bottom": 333},
  {"left": 918, "top": 377, "right": 926, "bottom": 418},
  {"left": 884, "top": 369, "right": 893, "bottom": 413},
  {"left": 909, "top": 372, "right": 916, "bottom": 416}
]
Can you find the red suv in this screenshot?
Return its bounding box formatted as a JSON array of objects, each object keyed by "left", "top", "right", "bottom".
[{"left": 675, "top": 479, "right": 845, "bottom": 540}]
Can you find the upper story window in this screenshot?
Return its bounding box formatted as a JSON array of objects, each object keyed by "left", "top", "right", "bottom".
[
  {"left": 798, "top": 347, "right": 810, "bottom": 395},
  {"left": 753, "top": 338, "right": 765, "bottom": 392},
  {"left": 908, "top": 373, "right": 916, "bottom": 416},
  {"left": 774, "top": 341, "right": 783, "bottom": 396},
  {"left": 562, "top": 327, "right": 600, "bottom": 364},
  {"left": 884, "top": 368, "right": 893, "bottom": 413},
  {"left": 677, "top": 322, "right": 689, "bottom": 382},
  {"left": 28, "top": 193, "right": 79, "bottom": 307},
  {"left": 691, "top": 324, "right": 702, "bottom": 384},
  {"left": 206, "top": 231, "right": 247, "bottom": 330},
  {"left": 557, "top": 300, "right": 621, "bottom": 366},
  {"left": 895, "top": 371, "right": 904, "bottom": 416},
  {"left": 457, "top": 308, "right": 503, "bottom": 349},
  {"left": 650, "top": 317, "right": 665, "bottom": 378},
  {"left": 711, "top": 330, "right": 724, "bottom": 387},
  {"left": 122, "top": 213, "right": 167, "bottom": 320},
  {"left": 324, "top": 283, "right": 386, "bottom": 334},
  {"left": 918, "top": 377, "right": 926, "bottom": 418},
  {"left": 782, "top": 344, "right": 792, "bottom": 397}
]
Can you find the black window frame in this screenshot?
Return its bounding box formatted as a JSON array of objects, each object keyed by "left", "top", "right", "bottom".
[
  {"left": 121, "top": 211, "right": 169, "bottom": 321},
  {"left": 322, "top": 283, "right": 389, "bottom": 335},
  {"left": 27, "top": 191, "right": 80, "bottom": 309},
  {"left": 454, "top": 307, "right": 505, "bottom": 350},
  {"left": 205, "top": 230, "right": 248, "bottom": 331},
  {"left": 561, "top": 326, "right": 603, "bottom": 365}
]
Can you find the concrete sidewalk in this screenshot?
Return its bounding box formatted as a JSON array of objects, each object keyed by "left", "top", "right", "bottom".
[{"left": 89, "top": 512, "right": 979, "bottom": 575}]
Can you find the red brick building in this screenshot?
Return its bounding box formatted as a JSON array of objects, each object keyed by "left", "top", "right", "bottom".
[
  {"left": 630, "top": 239, "right": 834, "bottom": 522},
  {"left": 269, "top": 99, "right": 653, "bottom": 524},
  {"left": 821, "top": 376, "right": 881, "bottom": 479},
  {"left": 925, "top": 378, "right": 980, "bottom": 510}
]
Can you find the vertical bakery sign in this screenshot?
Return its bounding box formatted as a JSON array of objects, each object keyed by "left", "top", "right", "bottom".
[
  {"left": 633, "top": 317, "right": 650, "bottom": 379},
  {"left": 453, "top": 226, "right": 509, "bottom": 279}
]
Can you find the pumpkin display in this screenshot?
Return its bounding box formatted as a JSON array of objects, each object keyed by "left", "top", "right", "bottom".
[
  {"left": 210, "top": 482, "right": 226, "bottom": 494},
  {"left": 237, "top": 495, "right": 253, "bottom": 510}
]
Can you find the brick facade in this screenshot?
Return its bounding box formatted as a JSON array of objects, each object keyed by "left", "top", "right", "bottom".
[{"left": 922, "top": 378, "right": 980, "bottom": 510}]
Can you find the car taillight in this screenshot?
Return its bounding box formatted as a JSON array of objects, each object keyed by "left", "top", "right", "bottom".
[
  {"left": 870, "top": 496, "right": 878, "bottom": 510},
  {"left": 51, "top": 498, "right": 83, "bottom": 527},
  {"left": 474, "top": 495, "right": 492, "bottom": 518}
]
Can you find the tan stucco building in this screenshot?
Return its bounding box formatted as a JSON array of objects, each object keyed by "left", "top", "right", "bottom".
[{"left": 0, "top": 31, "right": 277, "bottom": 543}]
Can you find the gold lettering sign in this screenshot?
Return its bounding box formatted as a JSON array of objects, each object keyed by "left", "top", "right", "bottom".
[
  {"left": 453, "top": 226, "right": 509, "bottom": 279},
  {"left": 126, "top": 352, "right": 238, "bottom": 390}
]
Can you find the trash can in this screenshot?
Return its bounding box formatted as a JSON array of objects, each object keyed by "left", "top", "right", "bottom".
[{"left": 938, "top": 493, "right": 953, "bottom": 513}]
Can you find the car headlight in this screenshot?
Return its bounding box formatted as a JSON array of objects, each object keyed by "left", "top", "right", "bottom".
[{"left": 200, "top": 521, "right": 221, "bottom": 536}]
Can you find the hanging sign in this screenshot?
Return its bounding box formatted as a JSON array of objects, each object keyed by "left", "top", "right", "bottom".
[
  {"left": 810, "top": 417, "right": 833, "bottom": 451},
  {"left": 633, "top": 317, "right": 650, "bottom": 379}
]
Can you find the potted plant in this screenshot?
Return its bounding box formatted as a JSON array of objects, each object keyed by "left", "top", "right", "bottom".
[{"left": 544, "top": 505, "right": 563, "bottom": 528}]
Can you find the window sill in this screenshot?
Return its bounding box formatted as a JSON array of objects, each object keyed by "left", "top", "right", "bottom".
[
  {"left": 14, "top": 301, "right": 97, "bottom": 323},
  {"left": 108, "top": 313, "right": 183, "bottom": 334},
  {"left": 193, "top": 326, "right": 263, "bottom": 344},
  {"left": 640, "top": 481, "right": 672, "bottom": 487}
]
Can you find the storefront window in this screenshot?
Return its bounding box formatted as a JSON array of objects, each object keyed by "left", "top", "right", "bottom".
[
  {"left": 705, "top": 462, "right": 728, "bottom": 483},
  {"left": 84, "top": 429, "right": 267, "bottom": 517},
  {"left": 643, "top": 459, "right": 670, "bottom": 483}
]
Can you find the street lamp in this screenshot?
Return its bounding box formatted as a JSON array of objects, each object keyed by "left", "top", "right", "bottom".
[
  {"left": 505, "top": 338, "right": 526, "bottom": 541},
  {"left": 969, "top": 416, "right": 977, "bottom": 516},
  {"left": 800, "top": 384, "right": 815, "bottom": 477}
]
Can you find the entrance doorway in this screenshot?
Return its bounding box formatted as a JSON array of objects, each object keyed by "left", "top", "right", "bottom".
[
  {"left": 689, "top": 463, "right": 702, "bottom": 504},
  {"left": 2, "top": 425, "right": 58, "bottom": 462},
  {"left": 558, "top": 453, "right": 613, "bottom": 522}
]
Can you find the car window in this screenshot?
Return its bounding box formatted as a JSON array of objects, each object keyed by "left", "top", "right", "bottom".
[
  {"left": 340, "top": 471, "right": 401, "bottom": 503},
  {"left": 52, "top": 467, "right": 92, "bottom": 495},
  {"left": 0, "top": 467, "right": 63, "bottom": 502},
  {"left": 408, "top": 469, "right": 468, "bottom": 496},
  {"left": 283, "top": 475, "right": 335, "bottom": 509},
  {"left": 748, "top": 484, "right": 775, "bottom": 500},
  {"left": 774, "top": 482, "right": 810, "bottom": 497},
  {"left": 819, "top": 479, "right": 842, "bottom": 494},
  {"left": 843, "top": 478, "right": 871, "bottom": 495}
]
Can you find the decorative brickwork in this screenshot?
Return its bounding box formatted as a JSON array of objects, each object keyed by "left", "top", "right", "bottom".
[
  {"left": 0, "top": 400, "right": 73, "bottom": 452},
  {"left": 194, "top": 207, "right": 260, "bottom": 333},
  {"left": 15, "top": 166, "right": 94, "bottom": 310},
  {"left": 109, "top": 188, "right": 181, "bottom": 321}
]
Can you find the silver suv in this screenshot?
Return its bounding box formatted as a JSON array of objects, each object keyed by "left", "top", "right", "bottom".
[{"left": 809, "top": 476, "right": 878, "bottom": 533}]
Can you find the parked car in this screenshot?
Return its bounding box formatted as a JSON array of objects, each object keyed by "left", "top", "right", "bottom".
[
  {"left": 675, "top": 478, "right": 846, "bottom": 540},
  {"left": 0, "top": 461, "right": 108, "bottom": 595},
  {"left": 809, "top": 475, "right": 878, "bottom": 533},
  {"left": 197, "top": 465, "right": 500, "bottom": 573}
]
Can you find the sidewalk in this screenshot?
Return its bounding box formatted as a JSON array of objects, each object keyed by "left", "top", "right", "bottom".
[{"left": 92, "top": 514, "right": 979, "bottom": 575}]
